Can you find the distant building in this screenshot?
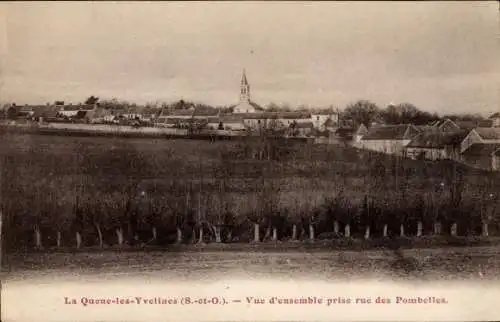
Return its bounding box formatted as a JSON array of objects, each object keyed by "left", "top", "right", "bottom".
[
  {"left": 460, "top": 127, "right": 500, "bottom": 153},
  {"left": 311, "top": 112, "right": 339, "bottom": 131},
  {"left": 489, "top": 112, "right": 500, "bottom": 127},
  {"left": 314, "top": 124, "right": 368, "bottom": 146},
  {"left": 232, "top": 69, "right": 265, "bottom": 114},
  {"left": 429, "top": 118, "right": 461, "bottom": 133},
  {"left": 405, "top": 129, "right": 469, "bottom": 161},
  {"left": 460, "top": 143, "right": 500, "bottom": 171},
  {"left": 59, "top": 104, "right": 96, "bottom": 117},
  {"left": 288, "top": 121, "right": 314, "bottom": 137},
  {"left": 360, "top": 124, "right": 420, "bottom": 155},
  {"left": 428, "top": 118, "right": 494, "bottom": 131}
]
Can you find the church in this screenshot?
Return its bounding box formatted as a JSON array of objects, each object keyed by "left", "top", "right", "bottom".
[{"left": 231, "top": 69, "right": 265, "bottom": 114}]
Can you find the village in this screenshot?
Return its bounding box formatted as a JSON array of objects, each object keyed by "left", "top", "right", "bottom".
[{"left": 2, "top": 70, "right": 499, "bottom": 173}]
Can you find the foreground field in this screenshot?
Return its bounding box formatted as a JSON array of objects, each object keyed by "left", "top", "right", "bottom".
[
  {"left": 1, "top": 132, "right": 500, "bottom": 252},
  {"left": 4, "top": 246, "right": 500, "bottom": 283}
]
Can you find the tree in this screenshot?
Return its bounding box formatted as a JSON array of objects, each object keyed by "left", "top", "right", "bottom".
[
  {"left": 343, "top": 100, "right": 381, "bottom": 127},
  {"left": 266, "top": 102, "right": 280, "bottom": 112},
  {"left": 84, "top": 96, "right": 100, "bottom": 105},
  {"left": 288, "top": 199, "right": 305, "bottom": 241},
  {"left": 265, "top": 102, "right": 291, "bottom": 112},
  {"left": 381, "top": 103, "right": 436, "bottom": 125},
  {"left": 442, "top": 113, "right": 485, "bottom": 122}
]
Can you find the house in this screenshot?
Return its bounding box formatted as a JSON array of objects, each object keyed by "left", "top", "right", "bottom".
[
  {"left": 427, "top": 118, "right": 494, "bottom": 131},
  {"left": 489, "top": 112, "right": 500, "bottom": 127},
  {"left": 240, "top": 112, "right": 271, "bottom": 130},
  {"left": 240, "top": 111, "right": 311, "bottom": 131},
  {"left": 122, "top": 106, "right": 144, "bottom": 120},
  {"left": 415, "top": 125, "right": 439, "bottom": 132},
  {"left": 86, "top": 107, "right": 112, "bottom": 124},
  {"left": 156, "top": 117, "right": 189, "bottom": 128},
  {"left": 118, "top": 106, "right": 158, "bottom": 123},
  {"left": 360, "top": 124, "right": 420, "bottom": 155},
  {"left": 5, "top": 105, "right": 18, "bottom": 119},
  {"left": 460, "top": 143, "right": 500, "bottom": 171},
  {"left": 155, "top": 106, "right": 221, "bottom": 129},
  {"left": 311, "top": 112, "right": 339, "bottom": 130},
  {"left": 19, "top": 105, "right": 36, "bottom": 118},
  {"left": 317, "top": 124, "right": 368, "bottom": 146},
  {"left": 338, "top": 124, "right": 368, "bottom": 144},
  {"left": 59, "top": 104, "right": 95, "bottom": 117},
  {"left": 32, "top": 106, "right": 60, "bottom": 122},
  {"left": 140, "top": 109, "right": 159, "bottom": 123},
  {"left": 460, "top": 127, "right": 500, "bottom": 153},
  {"left": 101, "top": 107, "right": 127, "bottom": 123},
  {"left": 192, "top": 106, "right": 220, "bottom": 120},
  {"left": 219, "top": 114, "right": 245, "bottom": 131},
  {"left": 276, "top": 111, "right": 312, "bottom": 128},
  {"left": 405, "top": 129, "right": 469, "bottom": 161},
  {"left": 351, "top": 124, "right": 368, "bottom": 144},
  {"left": 428, "top": 118, "right": 461, "bottom": 132},
  {"left": 454, "top": 120, "right": 484, "bottom": 130},
  {"left": 289, "top": 121, "right": 314, "bottom": 137},
  {"left": 322, "top": 117, "right": 339, "bottom": 132},
  {"left": 3, "top": 104, "right": 55, "bottom": 120}
]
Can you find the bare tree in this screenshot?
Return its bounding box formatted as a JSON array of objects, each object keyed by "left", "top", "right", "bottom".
[{"left": 344, "top": 100, "right": 381, "bottom": 127}]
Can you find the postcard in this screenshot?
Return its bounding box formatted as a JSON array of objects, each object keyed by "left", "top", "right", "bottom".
[{"left": 1, "top": 1, "right": 499, "bottom": 321}]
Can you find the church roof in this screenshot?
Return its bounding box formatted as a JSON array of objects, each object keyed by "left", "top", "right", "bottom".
[{"left": 230, "top": 101, "right": 265, "bottom": 112}]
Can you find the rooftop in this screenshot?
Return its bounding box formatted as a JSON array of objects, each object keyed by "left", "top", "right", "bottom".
[
  {"left": 362, "top": 124, "right": 419, "bottom": 141},
  {"left": 406, "top": 129, "right": 469, "bottom": 148},
  {"left": 462, "top": 143, "right": 500, "bottom": 156},
  {"left": 474, "top": 127, "right": 500, "bottom": 140}
]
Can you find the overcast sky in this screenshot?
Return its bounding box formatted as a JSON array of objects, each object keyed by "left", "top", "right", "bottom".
[{"left": 0, "top": 2, "right": 498, "bottom": 115}]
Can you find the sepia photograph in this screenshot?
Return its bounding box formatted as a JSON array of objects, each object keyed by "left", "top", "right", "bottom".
[{"left": 0, "top": 1, "right": 499, "bottom": 321}]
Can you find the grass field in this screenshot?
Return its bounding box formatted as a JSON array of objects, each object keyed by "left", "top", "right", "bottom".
[{"left": 1, "top": 132, "right": 500, "bottom": 251}]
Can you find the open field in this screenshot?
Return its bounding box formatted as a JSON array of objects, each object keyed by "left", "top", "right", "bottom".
[
  {"left": 1, "top": 132, "right": 500, "bottom": 252},
  {"left": 4, "top": 246, "right": 500, "bottom": 283}
]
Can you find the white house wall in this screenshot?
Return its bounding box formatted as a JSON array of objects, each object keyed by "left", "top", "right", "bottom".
[
  {"left": 59, "top": 110, "right": 79, "bottom": 117},
  {"left": 361, "top": 140, "right": 411, "bottom": 155},
  {"left": 405, "top": 147, "right": 447, "bottom": 160}
]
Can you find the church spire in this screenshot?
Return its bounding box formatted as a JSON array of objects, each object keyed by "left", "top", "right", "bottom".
[
  {"left": 241, "top": 69, "right": 248, "bottom": 86},
  {"left": 240, "top": 69, "right": 250, "bottom": 103}
]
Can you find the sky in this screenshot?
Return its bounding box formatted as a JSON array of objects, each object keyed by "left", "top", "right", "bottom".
[{"left": 0, "top": 2, "right": 498, "bottom": 115}]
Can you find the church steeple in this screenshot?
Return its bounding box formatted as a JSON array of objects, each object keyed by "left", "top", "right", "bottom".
[{"left": 240, "top": 69, "right": 250, "bottom": 103}]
